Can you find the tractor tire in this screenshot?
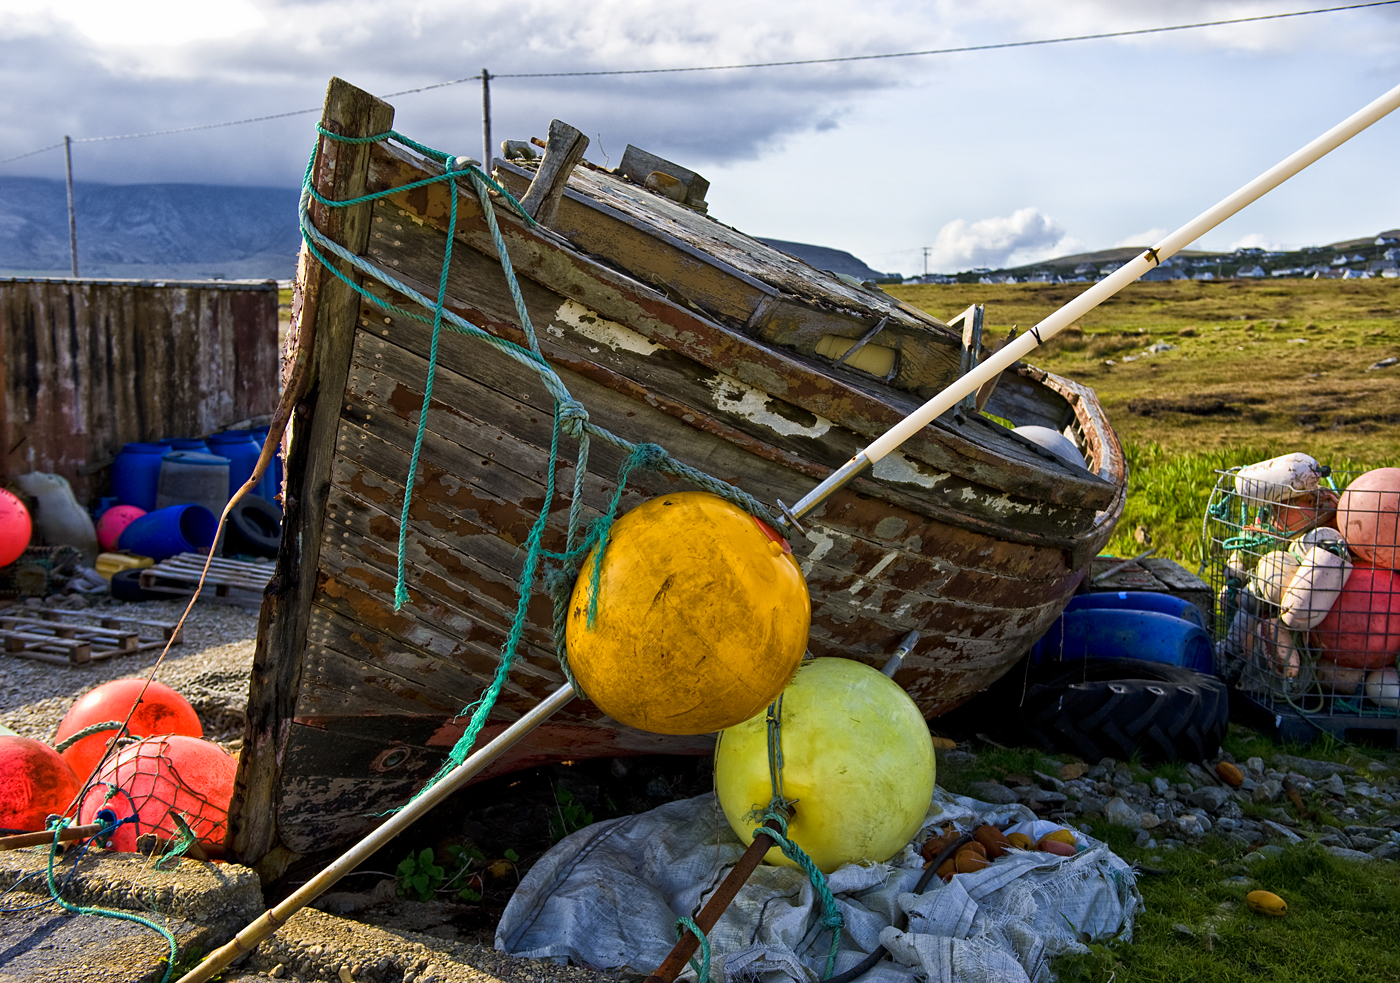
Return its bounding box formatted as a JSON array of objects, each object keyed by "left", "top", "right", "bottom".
[
  {"left": 225, "top": 495, "right": 282, "bottom": 558},
  {"left": 1013, "top": 658, "right": 1229, "bottom": 763}
]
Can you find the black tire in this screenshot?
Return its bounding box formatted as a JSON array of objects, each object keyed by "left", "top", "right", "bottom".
[
  {"left": 110, "top": 569, "right": 162, "bottom": 602},
  {"left": 1013, "top": 659, "right": 1229, "bottom": 763},
  {"left": 225, "top": 495, "right": 282, "bottom": 558}
]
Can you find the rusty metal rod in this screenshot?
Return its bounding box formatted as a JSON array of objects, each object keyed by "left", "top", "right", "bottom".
[
  {"left": 644, "top": 820, "right": 781, "bottom": 983},
  {"left": 0, "top": 823, "right": 104, "bottom": 851}
]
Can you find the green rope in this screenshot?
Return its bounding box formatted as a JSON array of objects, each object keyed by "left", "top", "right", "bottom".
[
  {"left": 44, "top": 818, "right": 179, "bottom": 983},
  {"left": 675, "top": 915, "right": 711, "bottom": 983},
  {"left": 303, "top": 125, "right": 778, "bottom": 806},
  {"left": 53, "top": 720, "right": 127, "bottom": 754},
  {"left": 755, "top": 811, "right": 844, "bottom": 979}
]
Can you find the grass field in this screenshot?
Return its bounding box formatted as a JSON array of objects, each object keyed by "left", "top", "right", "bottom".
[
  {"left": 895, "top": 278, "right": 1400, "bottom": 982},
  {"left": 890, "top": 279, "right": 1400, "bottom": 565}
]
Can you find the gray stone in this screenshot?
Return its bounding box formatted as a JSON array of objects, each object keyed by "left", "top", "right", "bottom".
[
  {"left": 1317, "top": 831, "right": 1354, "bottom": 850},
  {"left": 1139, "top": 812, "right": 1161, "bottom": 829},
  {"left": 1185, "top": 762, "right": 1218, "bottom": 788},
  {"left": 1262, "top": 820, "right": 1302, "bottom": 843},
  {"left": 1172, "top": 923, "right": 1195, "bottom": 937},
  {"left": 1175, "top": 782, "right": 1194, "bottom": 796},
  {"left": 1113, "top": 769, "right": 1135, "bottom": 789},
  {"left": 1351, "top": 835, "right": 1386, "bottom": 851},
  {"left": 1326, "top": 846, "right": 1374, "bottom": 862},
  {"left": 1369, "top": 842, "right": 1400, "bottom": 861},
  {"left": 1246, "top": 756, "right": 1265, "bottom": 777},
  {"left": 1345, "top": 825, "right": 1393, "bottom": 840},
  {"left": 1151, "top": 776, "right": 1170, "bottom": 795},
  {"left": 1217, "top": 817, "right": 1240, "bottom": 832},
  {"left": 1176, "top": 815, "right": 1206, "bottom": 838},
  {"left": 1024, "top": 789, "right": 1069, "bottom": 809},
  {"left": 1273, "top": 754, "right": 1354, "bottom": 779},
  {"left": 1135, "top": 830, "right": 1151, "bottom": 845},
  {"left": 1104, "top": 796, "right": 1140, "bottom": 826},
  {"left": 1253, "top": 779, "right": 1284, "bottom": 803},
  {"left": 1078, "top": 794, "right": 1107, "bottom": 816},
  {"left": 1188, "top": 787, "right": 1231, "bottom": 812},
  {"left": 966, "top": 781, "right": 1019, "bottom": 805},
  {"left": 1321, "top": 774, "right": 1348, "bottom": 798},
  {"left": 1034, "top": 770, "right": 1066, "bottom": 791}
]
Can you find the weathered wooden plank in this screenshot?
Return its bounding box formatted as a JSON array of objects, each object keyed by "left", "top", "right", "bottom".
[
  {"left": 230, "top": 76, "right": 395, "bottom": 868},
  {"left": 519, "top": 120, "right": 589, "bottom": 227}
]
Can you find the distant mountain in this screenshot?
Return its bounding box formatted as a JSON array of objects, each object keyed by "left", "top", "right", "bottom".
[
  {"left": 0, "top": 177, "right": 300, "bottom": 280},
  {"left": 759, "top": 238, "right": 895, "bottom": 282}
]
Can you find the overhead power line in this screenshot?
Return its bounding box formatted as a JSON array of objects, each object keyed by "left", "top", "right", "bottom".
[{"left": 0, "top": 0, "right": 1395, "bottom": 165}]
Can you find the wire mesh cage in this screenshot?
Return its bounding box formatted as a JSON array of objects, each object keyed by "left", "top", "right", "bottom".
[{"left": 1203, "top": 460, "right": 1400, "bottom": 745}]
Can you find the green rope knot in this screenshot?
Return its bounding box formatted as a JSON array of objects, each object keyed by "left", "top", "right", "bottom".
[
  {"left": 674, "top": 915, "right": 711, "bottom": 983},
  {"left": 751, "top": 811, "right": 844, "bottom": 979},
  {"left": 557, "top": 399, "right": 590, "bottom": 439}
]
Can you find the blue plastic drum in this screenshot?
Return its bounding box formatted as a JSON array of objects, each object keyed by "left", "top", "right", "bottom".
[
  {"left": 1032, "top": 608, "right": 1214, "bottom": 674},
  {"left": 1065, "top": 591, "right": 1207, "bottom": 629}
]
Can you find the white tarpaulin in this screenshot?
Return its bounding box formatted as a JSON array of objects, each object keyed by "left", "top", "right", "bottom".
[{"left": 497, "top": 790, "right": 1140, "bottom": 983}]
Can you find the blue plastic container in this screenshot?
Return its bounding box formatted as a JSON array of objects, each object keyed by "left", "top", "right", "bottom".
[
  {"left": 1031, "top": 608, "right": 1214, "bottom": 674},
  {"left": 111, "top": 442, "right": 168, "bottom": 510},
  {"left": 168, "top": 437, "right": 210, "bottom": 454},
  {"left": 251, "top": 426, "right": 282, "bottom": 499},
  {"left": 1064, "top": 591, "right": 1206, "bottom": 629},
  {"left": 207, "top": 431, "right": 267, "bottom": 499},
  {"left": 117, "top": 504, "right": 217, "bottom": 561}
]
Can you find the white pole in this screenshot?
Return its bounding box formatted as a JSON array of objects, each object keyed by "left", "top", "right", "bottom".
[{"left": 780, "top": 79, "right": 1400, "bottom": 526}]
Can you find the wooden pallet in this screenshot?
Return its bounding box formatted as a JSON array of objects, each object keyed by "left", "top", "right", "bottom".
[
  {"left": 33, "top": 606, "right": 185, "bottom": 643},
  {"left": 0, "top": 614, "right": 168, "bottom": 665},
  {"left": 138, "top": 553, "right": 274, "bottom": 609}
]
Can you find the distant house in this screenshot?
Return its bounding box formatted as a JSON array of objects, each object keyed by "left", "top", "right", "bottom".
[
  {"left": 1384, "top": 247, "right": 1400, "bottom": 261},
  {"left": 1027, "top": 271, "right": 1059, "bottom": 283},
  {"left": 1140, "top": 266, "right": 1187, "bottom": 281},
  {"left": 1376, "top": 235, "right": 1399, "bottom": 246},
  {"left": 1073, "top": 262, "right": 1098, "bottom": 276},
  {"left": 1100, "top": 261, "right": 1124, "bottom": 274},
  {"left": 1193, "top": 271, "right": 1216, "bottom": 281},
  {"left": 1331, "top": 253, "right": 1350, "bottom": 266},
  {"left": 1270, "top": 267, "right": 1304, "bottom": 277},
  {"left": 1350, "top": 253, "right": 1368, "bottom": 263},
  {"left": 1342, "top": 268, "right": 1372, "bottom": 279},
  {"left": 1237, "top": 265, "right": 1266, "bottom": 278},
  {"left": 1369, "top": 259, "right": 1399, "bottom": 274}
]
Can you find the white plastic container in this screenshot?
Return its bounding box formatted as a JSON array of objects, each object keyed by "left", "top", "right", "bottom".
[{"left": 1234, "top": 452, "right": 1323, "bottom": 505}]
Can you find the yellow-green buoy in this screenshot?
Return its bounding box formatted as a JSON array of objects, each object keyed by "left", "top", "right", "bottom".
[
  {"left": 714, "top": 658, "right": 936, "bottom": 873},
  {"left": 566, "top": 492, "right": 809, "bottom": 735}
]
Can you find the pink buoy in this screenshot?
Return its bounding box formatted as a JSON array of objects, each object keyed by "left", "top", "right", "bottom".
[
  {"left": 0, "top": 489, "right": 32, "bottom": 568},
  {"left": 1338, "top": 468, "right": 1400, "bottom": 570},
  {"left": 1313, "top": 564, "right": 1400, "bottom": 668},
  {"left": 54, "top": 679, "right": 203, "bottom": 784},
  {"left": 0, "top": 736, "right": 80, "bottom": 833},
  {"left": 95, "top": 504, "right": 147, "bottom": 552},
  {"left": 77, "top": 735, "right": 237, "bottom": 853}
]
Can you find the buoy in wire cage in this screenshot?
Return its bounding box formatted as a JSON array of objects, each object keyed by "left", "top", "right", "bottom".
[{"left": 565, "top": 492, "right": 809, "bottom": 736}]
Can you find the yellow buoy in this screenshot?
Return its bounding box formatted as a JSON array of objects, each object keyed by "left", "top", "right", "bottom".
[
  {"left": 566, "top": 492, "right": 809, "bottom": 735},
  {"left": 714, "top": 658, "right": 936, "bottom": 874}
]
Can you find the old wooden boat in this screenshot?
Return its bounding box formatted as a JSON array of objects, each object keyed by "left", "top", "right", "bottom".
[{"left": 229, "top": 79, "right": 1126, "bottom": 874}]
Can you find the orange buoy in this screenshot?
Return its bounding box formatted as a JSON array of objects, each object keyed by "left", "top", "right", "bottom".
[
  {"left": 55, "top": 679, "right": 203, "bottom": 782},
  {"left": 1338, "top": 468, "right": 1400, "bottom": 570},
  {"left": 0, "top": 736, "right": 80, "bottom": 832},
  {"left": 77, "top": 735, "right": 237, "bottom": 853},
  {"left": 566, "top": 492, "right": 809, "bottom": 735}
]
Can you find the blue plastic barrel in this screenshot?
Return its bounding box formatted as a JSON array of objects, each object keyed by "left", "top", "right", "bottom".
[
  {"left": 1031, "top": 609, "right": 1214, "bottom": 674},
  {"left": 111, "top": 442, "right": 168, "bottom": 511},
  {"left": 207, "top": 431, "right": 266, "bottom": 499},
  {"left": 1065, "top": 591, "right": 1206, "bottom": 629},
  {"left": 168, "top": 437, "right": 210, "bottom": 454},
  {"left": 117, "top": 504, "right": 217, "bottom": 560}
]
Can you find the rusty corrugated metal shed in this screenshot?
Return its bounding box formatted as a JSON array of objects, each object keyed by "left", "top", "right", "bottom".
[{"left": 0, "top": 276, "right": 280, "bottom": 501}]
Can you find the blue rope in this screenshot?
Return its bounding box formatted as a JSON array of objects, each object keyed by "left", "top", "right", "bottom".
[
  {"left": 675, "top": 916, "right": 711, "bottom": 983},
  {"left": 302, "top": 126, "right": 777, "bottom": 801}
]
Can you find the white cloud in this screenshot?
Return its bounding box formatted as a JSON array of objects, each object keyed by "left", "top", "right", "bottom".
[
  {"left": 1228, "top": 232, "right": 1289, "bottom": 251},
  {"left": 1113, "top": 228, "right": 1167, "bottom": 248},
  {"left": 927, "top": 207, "right": 1082, "bottom": 272}
]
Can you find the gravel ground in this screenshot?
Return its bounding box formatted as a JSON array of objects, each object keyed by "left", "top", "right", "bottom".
[{"left": 0, "top": 594, "right": 258, "bottom": 747}]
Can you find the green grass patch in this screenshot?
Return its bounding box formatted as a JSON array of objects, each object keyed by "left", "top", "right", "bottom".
[{"left": 1056, "top": 841, "right": 1400, "bottom": 982}]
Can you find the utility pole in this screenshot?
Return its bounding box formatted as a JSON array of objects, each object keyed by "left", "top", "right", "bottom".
[
  {"left": 481, "top": 69, "right": 492, "bottom": 176},
  {"left": 922, "top": 246, "right": 930, "bottom": 278},
  {"left": 63, "top": 135, "right": 78, "bottom": 277}
]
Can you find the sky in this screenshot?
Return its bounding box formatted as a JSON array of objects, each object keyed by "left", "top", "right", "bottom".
[{"left": 2, "top": 0, "right": 1400, "bottom": 275}]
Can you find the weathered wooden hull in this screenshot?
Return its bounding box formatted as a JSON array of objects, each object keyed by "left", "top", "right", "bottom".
[{"left": 229, "top": 80, "right": 1125, "bottom": 872}]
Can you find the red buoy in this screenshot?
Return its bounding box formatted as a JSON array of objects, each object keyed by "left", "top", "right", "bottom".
[
  {"left": 54, "top": 679, "right": 203, "bottom": 783},
  {"left": 77, "top": 735, "right": 237, "bottom": 853},
  {"left": 0, "top": 489, "right": 31, "bottom": 568},
  {"left": 0, "top": 736, "right": 80, "bottom": 833}
]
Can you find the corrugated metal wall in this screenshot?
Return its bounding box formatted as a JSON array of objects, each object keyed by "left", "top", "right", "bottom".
[{"left": 0, "top": 277, "right": 279, "bottom": 502}]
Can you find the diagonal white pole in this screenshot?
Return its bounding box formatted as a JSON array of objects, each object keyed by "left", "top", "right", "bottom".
[{"left": 177, "top": 79, "right": 1400, "bottom": 983}]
